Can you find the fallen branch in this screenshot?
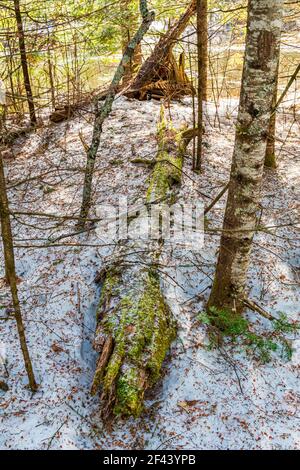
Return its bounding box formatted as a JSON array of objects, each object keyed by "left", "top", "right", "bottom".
[
  {"left": 204, "top": 182, "right": 229, "bottom": 215},
  {"left": 243, "top": 298, "right": 276, "bottom": 321}
]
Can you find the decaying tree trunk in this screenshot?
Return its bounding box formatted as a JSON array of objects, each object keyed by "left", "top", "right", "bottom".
[
  {"left": 126, "top": 0, "right": 196, "bottom": 100},
  {"left": 207, "top": 0, "right": 284, "bottom": 318},
  {"left": 91, "top": 110, "right": 193, "bottom": 420}
]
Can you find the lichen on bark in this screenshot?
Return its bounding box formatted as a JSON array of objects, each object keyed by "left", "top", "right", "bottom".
[{"left": 207, "top": 0, "right": 284, "bottom": 318}]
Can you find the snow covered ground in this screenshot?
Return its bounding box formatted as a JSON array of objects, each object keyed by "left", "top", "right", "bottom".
[{"left": 0, "top": 95, "right": 299, "bottom": 449}]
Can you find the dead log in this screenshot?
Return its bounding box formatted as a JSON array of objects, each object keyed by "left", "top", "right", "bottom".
[
  {"left": 92, "top": 264, "right": 176, "bottom": 419},
  {"left": 126, "top": 0, "right": 196, "bottom": 100},
  {"left": 48, "top": 87, "right": 112, "bottom": 123},
  {"left": 136, "top": 52, "right": 195, "bottom": 101},
  {"left": 91, "top": 108, "right": 193, "bottom": 420}
]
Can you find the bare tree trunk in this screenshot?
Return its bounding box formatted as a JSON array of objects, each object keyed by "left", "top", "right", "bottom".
[
  {"left": 265, "top": 60, "right": 279, "bottom": 168},
  {"left": 0, "top": 153, "right": 37, "bottom": 391},
  {"left": 77, "top": 0, "right": 155, "bottom": 228},
  {"left": 47, "top": 27, "right": 56, "bottom": 110},
  {"left": 195, "top": 0, "right": 208, "bottom": 172},
  {"left": 127, "top": 0, "right": 196, "bottom": 97},
  {"left": 13, "top": 0, "right": 37, "bottom": 126},
  {"left": 207, "top": 0, "right": 284, "bottom": 317},
  {"left": 121, "top": 0, "right": 142, "bottom": 86}
]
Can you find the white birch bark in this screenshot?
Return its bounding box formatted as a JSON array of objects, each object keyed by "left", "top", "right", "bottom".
[{"left": 208, "top": 0, "right": 284, "bottom": 316}]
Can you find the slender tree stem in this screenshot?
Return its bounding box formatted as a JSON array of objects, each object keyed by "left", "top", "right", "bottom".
[
  {"left": 195, "top": 0, "right": 208, "bottom": 172},
  {"left": 77, "top": 0, "right": 155, "bottom": 228},
  {"left": 13, "top": 0, "right": 37, "bottom": 126},
  {"left": 0, "top": 154, "right": 37, "bottom": 391}
]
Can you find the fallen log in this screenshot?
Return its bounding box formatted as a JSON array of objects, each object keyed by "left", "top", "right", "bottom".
[
  {"left": 92, "top": 264, "right": 176, "bottom": 419},
  {"left": 91, "top": 108, "right": 193, "bottom": 420},
  {"left": 48, "top": 87, "right": 113, "bottom": 123},
  {"left": 49, "top": 104, "right": 75, "bottom": 123}
]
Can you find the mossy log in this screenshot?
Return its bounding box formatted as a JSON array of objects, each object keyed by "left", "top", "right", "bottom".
[
  {"left": 91, "top": 108, "right": 193, "bottom": 420},
  {"left": 91, "top": 265, "right": 176, "bottom": 419}
]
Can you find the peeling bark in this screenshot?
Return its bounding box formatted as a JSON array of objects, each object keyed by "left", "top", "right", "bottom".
[{"left": 207, "top": 0, "right": 284, "bottom": 316}]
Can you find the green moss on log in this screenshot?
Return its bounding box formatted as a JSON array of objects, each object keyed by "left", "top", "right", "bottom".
[
  {"left": 146, "top": 107, "right": 185, "bottom": 202},
  {"left": 92, "top": 267, "right": 176, "bottom": 418}
]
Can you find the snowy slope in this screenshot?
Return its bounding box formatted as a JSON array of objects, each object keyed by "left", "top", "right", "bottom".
[{"left": 0, "top": 96, "right": 299, "bottom": 449}]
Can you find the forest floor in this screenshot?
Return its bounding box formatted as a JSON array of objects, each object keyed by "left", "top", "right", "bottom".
[{"left": 0, "top": 95, "right": 299, "bottom": 450}]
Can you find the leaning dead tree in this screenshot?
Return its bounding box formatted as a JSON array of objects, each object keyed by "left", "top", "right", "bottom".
[
  {"left": 77, "top": 0, "right": 155, "bottom": 228},
  {"left": 265, "top": 61, "right": 300, "bottom": 168},
  {"left": 91, "top": 109, "right": 194, "bottom": 419},
  {"left": 126, "top": 0, "right": 196, "bottom": 100}
]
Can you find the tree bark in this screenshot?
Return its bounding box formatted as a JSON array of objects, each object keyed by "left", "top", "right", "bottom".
[
  {"left": 0, "top": 153, "right": 37, "bottom": 391},
  {"left": 264, "top": 59, "right": 279, "bottom": 168},
  {"left": 77, "top": 0, "right": 155, "bottom": 228},
  {"left": 126, "top": 0, "right": 196, "bottom": 98},
  {"left": 121, "top": 0, "right": 142, "bottom": 86},
  {"left": 207, "top": 0, "right": 284, "bottom": 317},
  {"left": 195, "top": 0, "right": 208, "bottom": 172},
  {"left": 13, "top": 0, "right": 37, "bottom": 126}
]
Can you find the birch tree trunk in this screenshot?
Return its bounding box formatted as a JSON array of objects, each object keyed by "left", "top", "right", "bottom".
[
  {"left": 0, "top": 154, "right": 37, "bottom": 391},
  {"left": 207, "top": 0, "right": 284, "bottom": 317},
  {"left": 77, "top": 0, "right": 154, "bottom": 228},
  {"left": 13, "top": 0, "right": 37, "bottom": 126}
]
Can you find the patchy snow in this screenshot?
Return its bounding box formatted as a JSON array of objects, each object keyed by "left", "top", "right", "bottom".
[{"left": 0, "top": 95, "right": 299, "bottom": 449}]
